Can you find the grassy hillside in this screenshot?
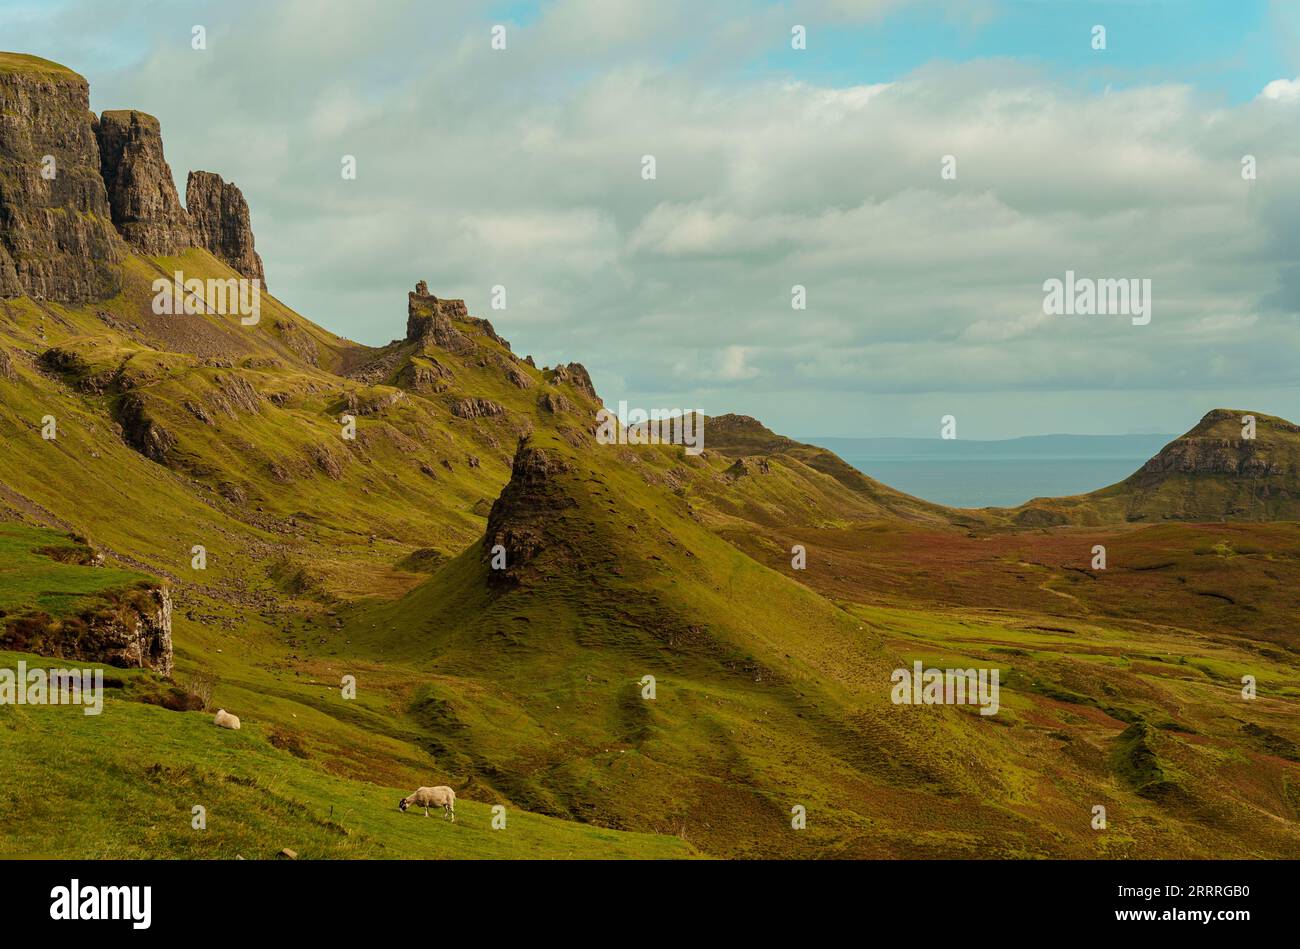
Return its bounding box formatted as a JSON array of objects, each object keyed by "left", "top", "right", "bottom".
[
  {"left": 2, "top": 240, "right": 1298, "bottom": 858},
  {"left": 0, "top": 653, "right": 694, "bottom": 859},
  {"left": 0, "top": 523, "right": 148, "bottom": 616}
]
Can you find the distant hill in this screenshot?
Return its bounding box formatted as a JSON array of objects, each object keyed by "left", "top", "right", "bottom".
[{"left": 1008, "top": 410, "right": 1300, "bottom": 524}]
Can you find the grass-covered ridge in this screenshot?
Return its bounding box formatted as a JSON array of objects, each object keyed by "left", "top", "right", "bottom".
[{"left": 0, "top": 52, "right": 81, "bottom": 78}]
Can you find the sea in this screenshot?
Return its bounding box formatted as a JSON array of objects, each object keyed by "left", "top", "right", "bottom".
[{"left": 800, "top": 434, "right": 1176, "bottom": 509}]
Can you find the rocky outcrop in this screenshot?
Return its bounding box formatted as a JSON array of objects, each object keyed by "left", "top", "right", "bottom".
[
  {"left": 0, "top": 55, "right": 270, "bottom": 302},
  {"left": 724, "top": 457, "right": 770, "bottom": 479},
  {"left": 94, "top": 110, "right": 192, "bottom": 255},
  {"left": 1, "top": 583, "right": 174, "bottom": 676},
  {"left": 397, "top": 357, "right": 453, "bottom": 393},
  {"left": 450, "top": 396, "right": 505, "bottom": 420},
  {"left": 186, "top": 170, "right": 265, "bottom": 284},
  {"left": 406, "top": 282, "right": 473, "bottom": 352},
  {"left": 550, "top": 362, "right": 598, "bottom": 401},
  {"left": 116, "top": 391, "right": 177, "bottom": 463},
  {"left": 538, "top": 390, "right": 571, "bottom": 414},
  {"left": 504, "top": 365, "right": 532, "bottom": 389},
  {"left": 344, "top": 387, "right": 405, "bottom": 416},
  {"left": 0, "top": 53, "right": 124, "bottom": 302},
  {"left": 105, "top": 585, "right": 173, "bottom": 676},
  {"left": 205, "top": 373, "right": 263, "bottom": 418},
  {"left": 483, "top": 436, "right": 576, "bottom": 587},
  {"left": 464, "top": 314, "right": 511, "bottom": 351}
]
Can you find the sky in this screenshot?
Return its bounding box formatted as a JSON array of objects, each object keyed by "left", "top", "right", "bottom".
[{"left": 3, "top": 0, "right": 1299, "bottom": 438}]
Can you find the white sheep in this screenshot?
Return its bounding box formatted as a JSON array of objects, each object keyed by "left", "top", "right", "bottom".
[
  {"left": 398, "top": 785, "right": 455, "bottom": 821},
  {"left": 214, "top": 708, "right": 241, "bottom": 730}
]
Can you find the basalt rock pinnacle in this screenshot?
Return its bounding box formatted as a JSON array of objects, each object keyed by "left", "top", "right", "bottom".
[
  {"left": 186, "top": 170, "right": 266, "bottom": 285},
  {"left": 95, "top": 109, "right": 192, "bottom": 255}
]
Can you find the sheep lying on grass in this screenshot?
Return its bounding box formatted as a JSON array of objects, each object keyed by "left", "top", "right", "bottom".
[
  {"left": 398, "top": 785, "right": 455, "bottom": 821},
  {"left": 214, "top": 708, "right": 241, "bottom": 730}
]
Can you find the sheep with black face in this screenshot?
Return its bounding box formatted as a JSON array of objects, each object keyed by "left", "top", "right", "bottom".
[{"left": 398, "top": 785, "right": 455, "bottom": 821}]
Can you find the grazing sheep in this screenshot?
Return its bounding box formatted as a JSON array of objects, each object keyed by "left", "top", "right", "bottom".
[
  {"left": 398, "top": 785, "right": 455, "bottom": 821},
  {"left": 214, "top": 708, "right": 241, "bottom": 730}
]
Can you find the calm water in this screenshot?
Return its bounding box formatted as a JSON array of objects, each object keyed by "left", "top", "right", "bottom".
[{"left": 801, "top": 434, "right": 1176, "bottom": 509}]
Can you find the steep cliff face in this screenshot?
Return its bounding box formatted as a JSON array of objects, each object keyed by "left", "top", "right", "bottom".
[
  {"left": 1, "top": 53, "right": 269, "bottom": 302},
  {"left": 0, "top": 53, "right": 123, "bottom": 302},
  {"left": 94, "top": 109, "right": 192, "bottom": 255},
  {"left": 186, "top": 170, "right": 265, "bottom": 284}
]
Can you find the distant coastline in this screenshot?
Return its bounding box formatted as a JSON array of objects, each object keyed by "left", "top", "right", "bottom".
[{"left": 801, "top": 434, "right": 1177, "bottom": 508}]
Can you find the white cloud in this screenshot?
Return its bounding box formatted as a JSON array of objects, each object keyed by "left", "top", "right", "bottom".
[
  {"left": 1260, "top": 77, "right": 1300, "bottom": 101},
  {"left": 16, "top": 0, "right": 1300, "bottom": 437}
]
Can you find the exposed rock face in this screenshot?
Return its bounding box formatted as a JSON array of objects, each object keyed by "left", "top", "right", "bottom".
[
  {"left": 450, "top": 396, "right": 506, "bottom": 420},
  {"left": 116, "top": 391, "right": 177, "bottom": 463},
  {"left": 397, "top": 358, "right": 453, "bottom": 393},
  {"left": 0, "top": 346, "right": 16, "bottom": 381},
  {"left": 0, "top": 54, "right": 124, "bottom": 302},
  {"left": 406, "top": 283, "right": 473, "bottom": 352},
  {"left": 464, "top": 314, "right": 511, "bottom": 351},
  {"left": 106, "top": 585, "right": 174, "bottom": 676},
  {"left": 94, "top": 110, "right": 192, "bottom": 255},
  {"left": 206, "top": 373, "right": 262, "bottom": 417},
  {"left": 1, "top": 584, "right": 174, "bottom": 676},
  {"left": 550, "top": 362, "right": 598, "bottom": 400},
  {"left": 186, "top": 170, "right": 265, "bottom": 284},
  {"left": 538, "top": 390, "right": 571, "bottom": 414},
  {"left": 1139, "top": 440, "right": 1282, "bottom": 477},
  {"left": 725, "top": 457, "right": 770, "bottom": 479},
  {"left": 483, "top": 436, "right": 576, "bottom": 587},
  {"left": 345, "top": 387, "right": 405, "bottom": 416},
  {"left": 1137, "top": 409, "right": 1294, "bottom": 477}
]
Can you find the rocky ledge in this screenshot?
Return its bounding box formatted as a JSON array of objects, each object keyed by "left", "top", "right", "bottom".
[{"left": 1, "top": 584, "right": 174, "bottom": 677}]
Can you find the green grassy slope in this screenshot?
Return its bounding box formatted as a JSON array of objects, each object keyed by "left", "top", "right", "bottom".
[
  {"left": 0, "top": 523, "right": 147, "bottom": 615},
  {"left": 1, "top": 234, "right": 1297, "bottom": 858},
  {"left": 0, "top": 654, "right": 694, "bottom": 859},
  {"left": 334, "top": 429, "right": 1300, "bottom": 858}
]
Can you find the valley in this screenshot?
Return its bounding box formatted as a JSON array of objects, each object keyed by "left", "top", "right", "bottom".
[{"left": 1, "top": 50, "right": 1297, "bottom": 861}]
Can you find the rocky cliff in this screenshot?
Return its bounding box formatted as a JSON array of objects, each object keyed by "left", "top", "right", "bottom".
[
  {"left": 0, "top": 53, "right": 123, "bottom": 302},
  {"left": 186, "top": 170, "right": 265, "bottom": 284},
  {"left": 0, "top": 51, "right": 266, "bottom": 303},
  {"left": 95, "top": 109, "right": 192, "bottom": 255},
  {"left": 2, "top": 585, "right": 174, "bottom": 676}
]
